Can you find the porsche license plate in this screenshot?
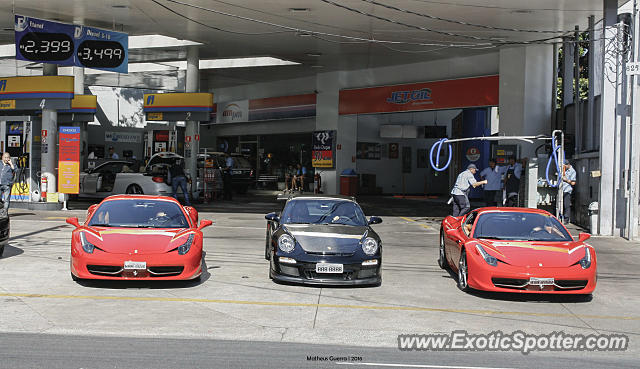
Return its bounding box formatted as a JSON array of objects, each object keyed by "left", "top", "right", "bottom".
[
  {"left": 529, "top": 277, "right": 554, "bottom": 286},
  {"left": 124, "top": 261, "right": 147, "bottom": 270},
  {"left": 316, "top": 263, "right": 343, "bottom": 274}
]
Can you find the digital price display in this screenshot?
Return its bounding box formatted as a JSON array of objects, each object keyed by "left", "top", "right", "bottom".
[
  {"left": 77, "top": 40, "right": 126, "bottom": 69},
  {"left": 14, "top": 15, "right": 128, "bottom": 73}
]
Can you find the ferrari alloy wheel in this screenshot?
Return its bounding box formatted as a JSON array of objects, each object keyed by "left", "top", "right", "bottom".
[
  {"left": 126, "top": 184, "right": 143, "bottom": 194},
  {"left": 457, "top": 250, "right": 470, "bottom": 292},
  {"left": 438, "top": 230, "right": 447, "bottom": 269}
]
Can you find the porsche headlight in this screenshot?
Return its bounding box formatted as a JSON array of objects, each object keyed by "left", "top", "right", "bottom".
[
  {"left": 278, "top": 234, "right": 295, "bottom": 253},
  {"left": 475, "top": 244, "right": 498, "bottom": 267},
  {"left": 178, "top": 234, "right": 195, "bottom": 255},
  {"left": 362, "top": 237, "right": 379, "bottom": 256},
  {"left": 79, "top": 232, "right": 95, "bottom": 254},
  {"left": 579, "top": 247, "right": 591, "bottom": 269}
]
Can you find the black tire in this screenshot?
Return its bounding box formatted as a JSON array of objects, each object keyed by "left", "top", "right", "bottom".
[
  {"left": 0, "top": 244, "right": 4, "bottom": 258},
  {"left": 126, "top": 184, "right": 143, "bottom": 194},
  {"left": 438, "top": 229, "right": 448, "bottom": 269},
  {"left": 457, "top": 249, "right": 470, "bottom": 292}
]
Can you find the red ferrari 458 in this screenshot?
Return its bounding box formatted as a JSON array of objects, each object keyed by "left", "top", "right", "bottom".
[
  {"left": 67, "top": 195, "right": 212, "bottom": 281},
  {"left": 439, "top": 207, "right": 596, "bottom": 295}
]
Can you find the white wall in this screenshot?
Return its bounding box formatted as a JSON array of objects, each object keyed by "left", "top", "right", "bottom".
[{"left": 355, "top": 110, "right": 461, "bottom": 194}]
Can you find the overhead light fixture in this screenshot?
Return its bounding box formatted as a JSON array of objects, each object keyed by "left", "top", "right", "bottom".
[
  {"left": 306, "top": 53, "right": 322, "bottom": 57},
  {"left": 289, "top": 8, "right": 310, "bottom": 13},
  {"left": 112, "top": 4, "right": 128, "bottom": 8},
  {"left": 311, "top": 65, "right": 324, "bottom": 68},
  {"left": 296, "top": 32, "right": 314, "bottom": 37},
  {"left": 129, "top": 34, "right": 202, "bottom": 49},
  {"left": 510, "top": 9, "right": 533, "bottom": 14}
]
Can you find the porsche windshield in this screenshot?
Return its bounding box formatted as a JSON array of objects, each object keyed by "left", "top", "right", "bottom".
[
  {"left": 281, "top": 199, "right": 367, "bottom": 226},
  {"left": 473, "top": 212, "right": 572, "bottom": 242},
  {"left": 88, "top": 200, "right": 189, "bottom": 228}
]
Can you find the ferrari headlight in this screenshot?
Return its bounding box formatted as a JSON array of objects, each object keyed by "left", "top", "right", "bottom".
[
  {"left": 579, "top": 247, "right": 591, "bottom": 269},
  {"left": 79, "top": 232, "right": 95, "bottom": 254},
  {"left": 178, "top": 234, "right": 195, "bottom": 255},
  {"left": 362, "top": 237, "right": 379, "bottom": 256},
  {"left": 475, "top": 244, "right": 498, "bottom": 267},
  {"left": 278, "top": 234, "right": 295, "bottom": 253}
]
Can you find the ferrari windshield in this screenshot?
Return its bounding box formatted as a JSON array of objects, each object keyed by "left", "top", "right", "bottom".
[
  {"left": 280, "top": 199, "right": 367, "bottom": 226},
  {"left": 88, "top": 199, "right": 189, "bottom": 228},
  {"left": 473, "top": 212, "right": 572, "bottom": 242}
]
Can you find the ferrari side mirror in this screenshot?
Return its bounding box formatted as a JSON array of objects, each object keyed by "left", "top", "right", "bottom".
[
  {"left": 578, "top": 232, "right": 591, "bottom": 243},
  {"left": 198, "top": 219, "right": 213, "bottom": 230},
  {"left": 66, "top": 217, "right": 80, "bottom": 228}
]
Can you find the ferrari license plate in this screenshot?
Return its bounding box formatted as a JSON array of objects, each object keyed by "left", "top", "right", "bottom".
[
  {"left": 124, "top": 261, "right": 147, "bottom": 270},
  {"left": 529, "top": 277, "right": 554, "bottom": 286},
  {"left": 316, "top": 263, "right": 343, "bottom": 273}
]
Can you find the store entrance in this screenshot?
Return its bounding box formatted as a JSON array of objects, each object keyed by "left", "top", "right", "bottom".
[{"left": 259, "top": 133, "right": 311, "bottom": 181}]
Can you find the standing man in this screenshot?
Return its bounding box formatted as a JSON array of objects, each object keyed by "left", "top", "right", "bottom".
[
  {"left": 450, "top": 164, "right": 487, "bottom": 217},
  {"left": 108, "top": 146, "right": 119, "bottom": 159},
  {"left": 561, "top": 159, "right": 577, "bottom": 224},
  {"left": 169, "top": 159, "right": 191, "bottom": 206},
  {"left": 479, "top": 159, "right": 501, "bottom": 206},
  {"left": 293, "top": 163, "right": 307, "bottom": 192},
  {"left": 0, "top": 152, "right": 16, "bottom": 214},
  {"left": 500, "top": 156, "right": 523, "bottom": 207}
]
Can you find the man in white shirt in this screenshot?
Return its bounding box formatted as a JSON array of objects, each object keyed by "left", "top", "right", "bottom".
[
  {"left": 450, "top": 164, "right": 487, "bottom": 216},
  {"left": 108, "top": 146, "right": 119, "bottom": 159},
  {"left": 479, "top": 159, "right": 501, "bottom": 207},
  {"left": 561, "top": 159, "right": 577, "bottom": 224}
]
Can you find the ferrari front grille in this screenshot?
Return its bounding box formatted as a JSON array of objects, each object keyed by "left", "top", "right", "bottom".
[
  {"left": 491, "top": 278, "right": 528, "bottom": 289},
  {"left": 87, "top": 265, "right": 123, "bottom": 275},
  {"left": 554, "top": 280, "right": 588, "bottom": 290},
  {"left": 147, "top": 266, "right": 184, "bottom": 276}
]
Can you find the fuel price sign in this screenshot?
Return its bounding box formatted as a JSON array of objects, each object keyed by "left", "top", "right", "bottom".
[{"left": 15, "top": 15, "right": 128, "bottom": 73}]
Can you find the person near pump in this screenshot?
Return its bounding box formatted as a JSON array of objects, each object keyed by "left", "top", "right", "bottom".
[
  {"left": 223, "top": 155, "right": 234, "bottom": 200},
  {"left": 479, "top": 159, "right": 501, "bottom": 206},
  {"left": 108, "top": 146, "right": 119, "bottom": 159},
  {"left": 284, "top": 164, "right": 296, "bottom": 193},
  {"left": 501, "top": 156, "right": 522, "bottom": 207},
  {"left": 0, "top": 152, "right": 16, "bottom": 214},
  {"left": 293, "top": 163, "right": 307, "bottom": 192},
  {"left": 561, "top": 159, "right": 577, "bottom": 224},
  {"left": 450, "top": 164, "right": 488, "bottom": 217},
  {"left": 168, "top": 159, "right": 191, "bottom": 206}
]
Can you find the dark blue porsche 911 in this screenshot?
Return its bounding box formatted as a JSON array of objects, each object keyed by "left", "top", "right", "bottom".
[{"left": 264, "top": 195, "right": 382, "bottom": 286}]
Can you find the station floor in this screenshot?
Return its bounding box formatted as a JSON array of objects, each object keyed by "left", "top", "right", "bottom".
[{"left": 0, "top": 193, "right": 638, "bottom": 367}]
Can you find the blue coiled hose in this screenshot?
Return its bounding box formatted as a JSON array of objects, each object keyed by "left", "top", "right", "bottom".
[
  {"left": 429, "top": 138, "right": 452, "bottom": 172},
  {"left": 545, "top": 138, "right": 563, "bottom": 187}
]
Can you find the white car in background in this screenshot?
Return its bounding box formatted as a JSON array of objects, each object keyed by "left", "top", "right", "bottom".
[{"left": 78, "top": 152, "right": 191, "bottom": 198}]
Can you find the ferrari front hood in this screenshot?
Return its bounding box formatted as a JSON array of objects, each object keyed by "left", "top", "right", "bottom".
[
  {"left": 478, "top": 240, "right": 587, "bottom": 268},
  {"left": 84, "top": 227, "right": 192, "bottom": 255},
  {"left": 283, "top": 224, "right": 367, "bottom": 253}
]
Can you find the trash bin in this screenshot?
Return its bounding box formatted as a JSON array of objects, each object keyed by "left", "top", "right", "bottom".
[
  {"left": 588, "top": 202, "right": 599, "bottom": 234},
  {"left": 340, "top": 169, "right": 358, "bottom": 196}
]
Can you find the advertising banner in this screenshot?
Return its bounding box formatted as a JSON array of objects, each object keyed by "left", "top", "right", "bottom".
[
  {"left": 312, "top": 130, "right": 336, "bottom": 168},
  {"left": 15, "top": 15, "right": 128, "bottom": 73},
  {"left": 105, "top": 131, "right": 141, "bottom": 143},
  {"left": 58, "top": 126, "right": 80, "bottom": 194},
  {"left": 339, "top": 75, "right": 499, "bottom": 115}
]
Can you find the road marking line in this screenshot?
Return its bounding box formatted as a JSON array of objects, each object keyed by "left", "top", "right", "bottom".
[
  {"left": 0, "top": 292, "right": 637, "bottom": 321},
  {"left": 400, "top": 217, "right": 433, "bottom": 230},
  {"left": 336, "top": 363, "right": 515, "bottom": 369}
]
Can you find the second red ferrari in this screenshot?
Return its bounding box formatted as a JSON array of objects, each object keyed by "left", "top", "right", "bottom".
[{"left": 439, "top": 207, "right": 596, "bottom": 295}]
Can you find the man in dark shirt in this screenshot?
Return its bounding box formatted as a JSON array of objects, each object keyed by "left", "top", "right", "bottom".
[
  {"left": 169, "top": 159, "right": 191, "bottom": 206},
  {"left": 0, "top": 152, "right": 16, "bottom": 214}
]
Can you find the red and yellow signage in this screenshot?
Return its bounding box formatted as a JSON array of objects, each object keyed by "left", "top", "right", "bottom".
[
  {"left": 338, "top": 75, "right": 499, "bottom": 115},
  {"left": 59, "top": 94, "right": 97, "bottom": 113},
  {"left": 58, "top": 126, "right": 80, "bottom": 194}
]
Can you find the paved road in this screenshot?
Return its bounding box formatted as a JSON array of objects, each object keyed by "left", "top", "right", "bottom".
[
  {"left": 1, "top": 194, "right": 639, "bottom": 368},
  {"left": 0, "top": 332, "right": 637, "bottom": 369}
]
